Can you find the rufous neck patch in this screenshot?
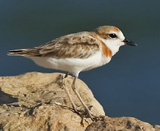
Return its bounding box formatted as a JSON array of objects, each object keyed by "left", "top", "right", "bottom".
[
  {"left": 91, "top": 34, "right": 112, "bottom": 58},
  {"left": 101, "top": 41, "right": 112, "bottom": 58}
]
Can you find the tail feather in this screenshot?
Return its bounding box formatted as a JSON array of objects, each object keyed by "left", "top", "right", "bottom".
[
  {"left": 8, "top": 48, "right": 41, "bottom": 57},
  {"left": 8, "top": 49, "right": 30, "bottom": 56}
]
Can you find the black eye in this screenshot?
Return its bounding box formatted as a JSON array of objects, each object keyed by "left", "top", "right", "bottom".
[{"left": 109, "top": 33, "right": 117, "bottom": 38}]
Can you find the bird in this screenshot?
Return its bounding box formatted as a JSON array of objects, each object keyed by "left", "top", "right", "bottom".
[{"left": 8, "top": 25, "right": 137, "bottom": 120}]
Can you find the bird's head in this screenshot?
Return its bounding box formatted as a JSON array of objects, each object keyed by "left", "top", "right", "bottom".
[{"left": 95, "top": 26, "right": 137, "bottom": 55}]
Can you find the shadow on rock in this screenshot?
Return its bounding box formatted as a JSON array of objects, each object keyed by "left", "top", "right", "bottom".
[{"left": 0, "top": 90, "right": 18, "bottom": 105}]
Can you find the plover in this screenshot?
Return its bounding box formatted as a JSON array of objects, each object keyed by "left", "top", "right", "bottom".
[{"left": 8, "top": 26, "right": 137, "bottom": 120}]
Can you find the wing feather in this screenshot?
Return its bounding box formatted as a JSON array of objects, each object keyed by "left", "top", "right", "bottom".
[{"left": 9, "top": 32, "right": 100, "bottom": 59}]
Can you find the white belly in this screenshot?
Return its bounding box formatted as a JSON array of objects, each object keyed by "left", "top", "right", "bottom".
[{"left": 30, "top": 52, "right": 111, "bottom": 77}]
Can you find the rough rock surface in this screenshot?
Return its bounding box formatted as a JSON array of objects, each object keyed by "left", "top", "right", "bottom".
[
  {"left": 0, "top": 72, "right": 159, "bottom": 131},
  {"left": 86, "top": 117, "right": 160, "bottom": 131}
]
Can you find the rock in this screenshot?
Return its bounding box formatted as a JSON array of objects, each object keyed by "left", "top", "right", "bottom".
[
  {"left": 0, "top": 72, "right": 105, "bottom": 131},
  {"left": 86, "top": 117, "right": 160, "bottom": 131},
  {"left": 0, "top": 72, "right": 159, "bottom": 131}
]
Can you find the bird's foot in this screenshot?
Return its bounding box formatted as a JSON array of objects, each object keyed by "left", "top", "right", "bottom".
[
  {"left": 55, "top": 102, "right": 104, "bottom": 125},
  {"left": 72, "top": 106, "right": 105, "bottom": 125}
]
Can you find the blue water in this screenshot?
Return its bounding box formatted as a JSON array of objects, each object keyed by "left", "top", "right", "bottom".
[{"left": 0, "top": 0, "right": 160, "bottom": 125}]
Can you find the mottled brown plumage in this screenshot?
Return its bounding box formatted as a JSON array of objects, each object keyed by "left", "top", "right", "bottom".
[{"left": 9, "top": 32, "right": 101, "bottom": 59}]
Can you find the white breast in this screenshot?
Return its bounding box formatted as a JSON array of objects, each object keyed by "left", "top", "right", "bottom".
[{"left": 30, "top": 51, "right": 111, "bottom": 77}]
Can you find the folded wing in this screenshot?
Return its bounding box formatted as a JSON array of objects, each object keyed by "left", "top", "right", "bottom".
[{"left": 8, "top": 32, "right": 100, "bottom": 59}]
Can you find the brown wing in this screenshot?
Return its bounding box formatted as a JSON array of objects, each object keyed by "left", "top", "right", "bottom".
[
  {"left": 9, "top": 32, "right": 100, "bottom": 59},
  {"left": 37, "top": 32, "right": 100, "bottom": 58}
]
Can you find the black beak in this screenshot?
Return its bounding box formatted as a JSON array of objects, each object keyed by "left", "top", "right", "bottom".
[{"left": 123, "top": 39, "right": 137, "bottom": 46}]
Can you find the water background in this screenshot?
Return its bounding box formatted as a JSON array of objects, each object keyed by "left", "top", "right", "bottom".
[{"left": 0, "top": 0, "right": 160, "bottom": 125}]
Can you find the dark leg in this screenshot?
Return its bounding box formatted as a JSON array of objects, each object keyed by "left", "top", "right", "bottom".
[{"left": 64, "top": 72, "right": 69, "bottom": 78}]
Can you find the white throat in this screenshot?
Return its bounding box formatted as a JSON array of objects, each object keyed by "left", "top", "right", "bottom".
[{"left": 99, "top": 37, "right": 121, "bottom": 56}]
